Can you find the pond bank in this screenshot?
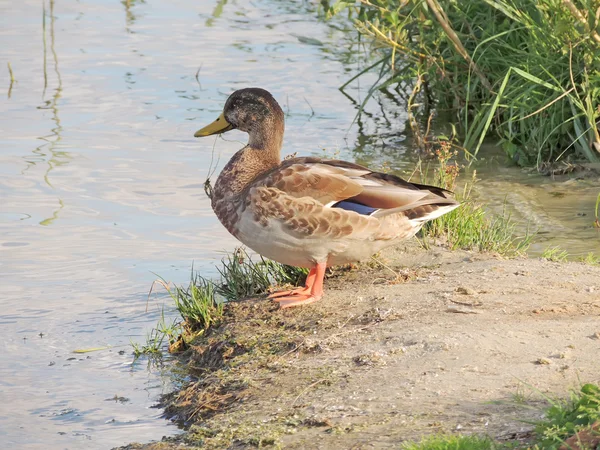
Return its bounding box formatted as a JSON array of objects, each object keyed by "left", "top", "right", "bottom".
[{"left": 118, "top": 243, "right": 600, "bottom": 449}]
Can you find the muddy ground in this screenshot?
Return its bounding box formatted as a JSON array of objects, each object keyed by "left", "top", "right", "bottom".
[{"left": 119, "top": 243, "right": 600, "bottom": 449}]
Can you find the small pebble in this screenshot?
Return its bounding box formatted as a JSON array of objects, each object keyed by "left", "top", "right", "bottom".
[
  {"left": 456, "top": 286, "right": 477, "bottom": 295},
  {"left": 447, "top": 305, "right": 481, "bottom": 314}
]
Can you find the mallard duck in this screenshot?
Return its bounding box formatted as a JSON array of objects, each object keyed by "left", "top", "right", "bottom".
[{"left": 195, "top": 88, "right": 459, "bottom": 308}]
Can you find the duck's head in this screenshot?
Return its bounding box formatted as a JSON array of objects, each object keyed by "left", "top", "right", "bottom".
[{"left": 194, "top": 88, "right": 285, "bottom": 151}]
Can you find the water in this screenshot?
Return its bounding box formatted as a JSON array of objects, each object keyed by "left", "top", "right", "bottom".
[
  {"left": 0, "top": 1, "right": 367, "bottom": 448},
  {"left": 1, "top": 0, "right": 599, "bottom": 448},
  {"left": 473, "top": 151, "right": 600, "bottom": 257}
]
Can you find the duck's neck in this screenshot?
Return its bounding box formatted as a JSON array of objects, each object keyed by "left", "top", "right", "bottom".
[
  {"left": 248, "top": 117, "right": 284, "bottom": 153},
  {"left": 213, "top": 125, "right": 283, "bottom": 202}
]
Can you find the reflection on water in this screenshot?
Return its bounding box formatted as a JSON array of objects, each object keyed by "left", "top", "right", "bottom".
[
  {"left": 1, "top": 0, "right": 599, "bottom": 448},
  {"left": 38, "top": 0, "right": 69, "bottom": 225}
]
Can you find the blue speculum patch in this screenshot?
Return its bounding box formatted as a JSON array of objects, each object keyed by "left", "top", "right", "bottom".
[{"left": 331, "top": 200, "right": 378, "bottom": 216}]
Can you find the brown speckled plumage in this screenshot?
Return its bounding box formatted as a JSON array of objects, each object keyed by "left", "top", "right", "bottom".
[
  {"left": 211, "top": 156, "right": 458, "bottom": 255},
  {"left": 195, "top": 88, "right": 460, "bottom": 306}
]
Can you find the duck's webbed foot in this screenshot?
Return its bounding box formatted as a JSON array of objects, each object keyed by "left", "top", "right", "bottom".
[
  {"left": 268, "top": 286, "right": 311, "bottom": 298},
  {"left": 274, "top": 293, "right": 323, "bottom": 308},
  {"left": 269, "top": 262, "right": 326, "bottom": 309},
  {"left": 268, "top": 266, "right": 316, "bottom": 299}
]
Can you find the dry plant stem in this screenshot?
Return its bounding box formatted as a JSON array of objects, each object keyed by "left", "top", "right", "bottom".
[
  {"left": 7, "top": 62, "right": 15, "bottom": 82},
  {"left": 321, "top": 323, "right": 378, "bottom": 346},
  {"left": 407, "top": 75, "right": 425, "bottom": 148},
  {"left": 425, "top": 0, "right": 492, "bottom": 91},
  {"left": 365, "top": 22, "right": 427, "bottom": 60},
  {"left": 563, "top": 0, "right": 600, "bottom": 43},
  {"left": 370, "top": 255, "right": 402, "bottom": 282},
  {"left": 147, "top": 279, "right": 171, "bottom": 312},
  {"left": 406, "top": 75, "right": 442, "bottom": 153},
  {"left": 521, "top": 87, "right": 575, "bottom": 120},
  {"left": 291, "top": 378, "right": 328, "bottom": 408}
]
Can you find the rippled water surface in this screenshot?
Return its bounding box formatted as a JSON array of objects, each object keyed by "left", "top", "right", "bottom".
[
  {"left": 0, "top": 1, "right": 370, "bottom": 448},
  {"left": 1, "top": 0, "right": 599, "bottom": 448}
]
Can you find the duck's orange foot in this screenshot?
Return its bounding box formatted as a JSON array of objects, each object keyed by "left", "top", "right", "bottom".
[
  {"left": 269, "top": 262, "right": 326, "bottom": 309},
  {"left": 268, "top": 287, "right": 311, "bottom": 299},
  {"left": 274, "top": 294, "right": 322, "bottom": 309}
]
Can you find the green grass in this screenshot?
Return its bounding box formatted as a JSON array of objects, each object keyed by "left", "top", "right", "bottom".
[
  {"left": 579, "top": 252, "right": 600, "bottom": 266},
  {"left": 533, "top": 383, "right": 600, "bottom": 449},
  {"left": 325, "top": 0, "right": 600, "bottom": 167},
  {"left": 215, "top": 248, "right": 307, "bottom": 302},
  {"left": 511, "top": 383, "right": 534, "bottom": 406},
  {"left": 131, "top": 273, "right": 223, "bottom": 356},
  {"left": 132, "top": 250, "right": 307, "bottom": 355},
  {"left": 131, "top": 309, "right": 179, "bottom": 358},
  {"left": 422, "top": 187, "right": 532, "bottom": 256},
  {"left": 131, "top": 329, "right": 164, "bottom": 358},
  {"left": 402, "top": 434, "right": 499, "bottom": 450},
  {"left": 539, "top": 246, "right": 600, "bottom": 265},
  {"left": 415, "top": 142, "right": 532, "bottom": 256},
  {"left": 399, "top": 384, "right": 600, "bottom": 450},
  {"left": 541, "top": 246, "right": 570, "bottom": 262},
  {"left": 595, "top": 193, "right": 600, "bottom": 228},
  {"left": 168, "top": 272, "right": 223, "bottom": 333}
]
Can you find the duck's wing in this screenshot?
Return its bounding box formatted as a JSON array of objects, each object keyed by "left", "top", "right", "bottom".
[
  {"left": 254, "top": 157, "right": 458, "bottom": 216},
  {"left": 254, "top": 157, "right": 365, "bottom": 205}
]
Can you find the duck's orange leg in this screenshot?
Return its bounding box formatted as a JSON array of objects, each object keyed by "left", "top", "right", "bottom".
[
  {"left": 274, "top": 262, "right": 326, "bottom": 309},
  {"left": 268, "top": 267, "right": 316, "bottom": 299}
]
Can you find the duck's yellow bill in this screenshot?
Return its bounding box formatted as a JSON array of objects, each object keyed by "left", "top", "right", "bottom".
[{"left": 194, "top": 112, "right": 233, "bottom": 137}]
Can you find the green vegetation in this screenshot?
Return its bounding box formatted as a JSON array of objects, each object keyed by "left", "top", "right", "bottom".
[
  {"left": 402, "top": 434, "right": 499, "bottom": 450},
  {"left": 168, "top": 273, "right": 223, "bottom": 333},
  {"left": 131, "top": 310, "right": 180, "bottom": 358},
  {"left": 417, "top": 141, "right": 532, "bottom": 256},
  {"left": 579, "top": 251, "right": 600, "bottom": 265},
  {"left": 595, "top": 192, "right": 600, "bottom": 228},
  {"left": 325, "top": 0, "right": 600, "bottom": 167},
  {"left": 539, "top": 245, "right": 600, "bottom": 264},
  {"left": 131, "top": 251, "right": 306, "bottom": 356},
  {"left": 132, "top": 275, "right": 223, "bottom": 357},
  {"left": 423, "top": 193, "right": 531, "bottom": 256},
  {"left": 534, "top": 383, "right": 600, "bottom": 449},
  {"left": 541, "top": 245, "right": 570, "bottom": 262},
  {"left": 397, "top": 384, "right": 600, "bottom": 449},
  {"left": 215, "top": 248, "right": 307, "bottom": 302}
]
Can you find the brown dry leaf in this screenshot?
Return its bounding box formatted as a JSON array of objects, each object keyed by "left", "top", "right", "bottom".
[{"left": 559, "top": 421, "right": 600, "bottom": 450}]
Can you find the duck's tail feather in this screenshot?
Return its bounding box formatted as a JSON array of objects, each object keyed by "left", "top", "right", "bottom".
[{"left": 371, "top": 198, "right": 460, "bottom": 224}]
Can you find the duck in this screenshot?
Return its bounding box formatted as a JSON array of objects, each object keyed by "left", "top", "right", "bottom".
[{"left": 194, "top": 88, "right": 459, "bottom": 308}]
